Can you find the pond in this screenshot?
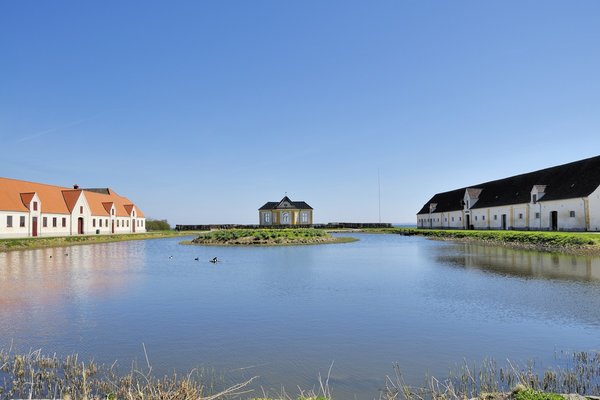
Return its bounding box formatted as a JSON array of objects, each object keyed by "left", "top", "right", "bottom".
[{"left": 1, "top": 233, "right": 600, "bottom": 398}]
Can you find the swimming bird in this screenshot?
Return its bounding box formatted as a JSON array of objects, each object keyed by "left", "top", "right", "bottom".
[
  {"left": 169, "top": 256, "right": 173, "bottom": 259},
  {"left": 194, "top": 257, "right": 199, "bottom": 261},
  {"left": 210, "top": 257, "right": 218, "bottom": 263}
]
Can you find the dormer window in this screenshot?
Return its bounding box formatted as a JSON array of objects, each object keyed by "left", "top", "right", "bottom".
[
  {"left": 531, "top": 185, "right": 546, "bottom": 204},
  {"left": 33, "top": 201, "right": 38, "bottom": 211}
]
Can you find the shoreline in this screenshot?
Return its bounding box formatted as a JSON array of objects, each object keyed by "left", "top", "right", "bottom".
[
  {"left": 0, "top": 231, "right": 196, "bottom": 253},
  {"left": 188, "top": 228, "right": 358, "bottom": 246},
  {"left": 361, "top": 227, "right": 600, "bottom": 256}
]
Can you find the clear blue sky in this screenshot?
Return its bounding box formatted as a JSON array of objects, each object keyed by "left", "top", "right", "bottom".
[{"left": 2, "top": 1, "right": 600, "bottom": 225}]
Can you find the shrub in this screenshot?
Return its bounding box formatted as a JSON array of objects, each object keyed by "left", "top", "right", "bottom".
[{"left": 145, "top": 219, "right": 171, "bottom": 231}]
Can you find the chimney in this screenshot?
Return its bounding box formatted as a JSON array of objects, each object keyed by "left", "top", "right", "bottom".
[{"left": 73, "top": 184, "right": 79, "bottom": 189}]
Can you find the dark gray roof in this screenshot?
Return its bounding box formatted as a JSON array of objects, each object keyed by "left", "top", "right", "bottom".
[
  {"left": 417, "top": 155, "right": 600, "bottom": 215},
  {"left": 259, "top": 196, "right": 313, "bottom": 210}
]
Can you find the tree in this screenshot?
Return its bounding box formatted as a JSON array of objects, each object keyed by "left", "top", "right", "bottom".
[{"left": 145, "top": 219, "right": 171, "bottom": 231}]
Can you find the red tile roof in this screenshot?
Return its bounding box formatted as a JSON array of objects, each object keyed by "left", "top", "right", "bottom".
[{"left": 0, "top": 177, "right": 145, "bottom": 218}]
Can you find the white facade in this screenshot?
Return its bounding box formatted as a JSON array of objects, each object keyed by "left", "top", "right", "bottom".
[{"left": 0, "top": 178, "right": 146, "bottom": 239}]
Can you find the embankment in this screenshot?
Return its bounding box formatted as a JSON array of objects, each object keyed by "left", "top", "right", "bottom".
[{"left": 368, "top": 228, "right": 600, "bottom": 255}]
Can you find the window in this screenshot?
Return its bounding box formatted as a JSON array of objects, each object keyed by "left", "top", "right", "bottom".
[
  {"left": 111, "top": 209, "right": 114, "bottom": 216},
  {"left": 459, "top": 217, "right": 462, "bottom": 221},
  {"left": 20, "top": 216, "right": 25, "bottom": 227},
  {"left": 52, "top": 217, "right": 57, "bottom": 227},
  {"left": 494, "top": 215, "right": 498, "bottom": 220},
  {"left": 445, "top": 218, "right": 447, "bottom": 222},
  {"left": 452, "top": 217, "right": 455, "bottom": 222},
  {"left": 141, "top": 220, "right": 144, "bottom": 227},
  {"left": 301, "top": 212, "right": 308, "bottom": 223},
  {"left": 535, "top": 212, "right": 540, "bottom": 219},
  {"left": 532, "top": 194, "right": 537, "bottom": 204},
  {"left": 127, "top": 220, "right": 129, "bottom": 227},
  {"left": 570, "top": 211, "right": 576, "bottom": 218},
  {"left": 519, "top": 213, "right": 523, "bottom": 219},
  {"left": 7, "top": 216, "right": 12, "bottom": 227},
  {"left": 93, "top": 219, "right": 96, "bottom": 227},
  {"left": 105, "top": 219, "right": 108, "bottom": 226},
  {"left": 117, "top": 220, "right": 120, "bottom": 227},
  {"left": 133, "top": 211, "right": 135, "bottom": 217},
  {"left": 80, "top": 206, "right": 84, "bottom": 214},
  {"left": 475, "top": 216, "right": 478, "bottom": 221},
  {"left": 482, "top": 216, "right": 485, "bottom": 221},
  {"left": 62, "top": 218, "right": 66, "bottom": 227},
  {"left": 33, "top": 201, "right": 38, "bottom": 211},
  {"left": 264, "top": 213, "right": 270, "bottom": 223},
  {"left": 100, "top": 219, "right": 103, "bottom": 227},
  {"left": 43, "top": 217, "right": 47, "bottom": 227}
]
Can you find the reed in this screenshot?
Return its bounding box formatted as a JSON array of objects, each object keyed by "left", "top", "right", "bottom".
[{"left": 2, "top": 350, "right": 599, "bottom": 399}]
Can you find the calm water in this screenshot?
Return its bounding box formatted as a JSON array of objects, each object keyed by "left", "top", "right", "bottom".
[{"left": 1, "top": 233, "right": 600, "bottom": 399}]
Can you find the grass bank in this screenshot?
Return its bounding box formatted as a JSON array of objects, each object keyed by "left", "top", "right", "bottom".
[
  {"left": 367, "top": 228, "right": 600, "bottom": 255},
  {"left": 186, "top": 228, "right": 357, "bottom": 246},
  {"left": 0, "top": 230, "right": 195, "bottom": 252},
  {"left": 1, "top": 349, "right": 599, "bottom": 399}
]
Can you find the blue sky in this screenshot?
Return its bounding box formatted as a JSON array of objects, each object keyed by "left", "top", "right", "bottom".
[{"left": 2, "top": 1, "right": 600, "bottom": 225}]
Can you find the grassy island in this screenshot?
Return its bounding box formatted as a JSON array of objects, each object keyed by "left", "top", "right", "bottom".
[
  {"left": 188, "top": 228, "right": 357, "bottom": 246},
  {"left": 367, "top": 228, "right": 600, "bottom": 255}
]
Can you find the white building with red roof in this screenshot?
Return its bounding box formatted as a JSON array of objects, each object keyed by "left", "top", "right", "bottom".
[{"left": 0, "top": 177, "right": 146, "bottom": 238}]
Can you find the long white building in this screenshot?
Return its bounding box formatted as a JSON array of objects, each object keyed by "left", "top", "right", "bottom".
[
  {"left": 417, "top": 155, "right": 600, "bottom": 231},
  {"left": 0, "top": 177, "right": 146, "bottom": 239}
]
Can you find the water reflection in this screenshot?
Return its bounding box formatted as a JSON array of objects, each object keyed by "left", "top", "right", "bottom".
[
  {"left": 0, "top": 242, "right": 145, "bottom": 314},
  {"left": 2, "top": 235, "right": 600, "bottom": 399},
  {"left": 435, "top": 243, "right": 600, "bottom": 282}
]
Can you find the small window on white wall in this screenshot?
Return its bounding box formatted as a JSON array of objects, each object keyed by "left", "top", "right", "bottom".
[
  {"left": 264, "top": 213, "right": 270, "bottom": 223},
  {"left": 570, "top": 211, "right": 576, "bottom": 218}
]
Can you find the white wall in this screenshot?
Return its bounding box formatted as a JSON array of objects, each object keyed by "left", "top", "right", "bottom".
[
  {"left": 0, "top": 211, "right": 31, "bottom": 238},
  {"left": 536, "top": 198, "right": 587, "bottom": 231},
  {"left": 588, "top": 185, "right": 600, "bottom": 231}
]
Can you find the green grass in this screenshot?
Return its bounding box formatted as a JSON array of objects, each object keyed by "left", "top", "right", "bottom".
[
  {"left": 190, "top": 228, "right": 357, "bottom": 246},
  {"left": 513, "top": 389, "right": 564, "bottom": 400},
  {"left": 0, "top": 230, "right": 195, "bottom": 252},
  {"left": 365, "top": 228, "right": 600, "bottom": 253}
]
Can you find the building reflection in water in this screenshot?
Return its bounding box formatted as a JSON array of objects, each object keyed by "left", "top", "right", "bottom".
[
  {"left": 0, "top": 242, "right": 146, "bottom": 319},
  {"left": 435, "top": 243, "right": 600, "bottom": 282}
]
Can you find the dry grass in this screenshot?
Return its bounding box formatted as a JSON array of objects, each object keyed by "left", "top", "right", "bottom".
[
  {"left": 2, "top": 350, "right": 600, "bottom": 400},
  {"left": 0, "top": 348, "right": 255, "bottom": 400}
]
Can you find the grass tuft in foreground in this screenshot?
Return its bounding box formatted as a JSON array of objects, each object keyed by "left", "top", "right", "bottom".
[{"left": 2, "top": 350, "right": 600, "bottom": 399}]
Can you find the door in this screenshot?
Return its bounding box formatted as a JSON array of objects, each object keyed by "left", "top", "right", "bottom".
[
  {"left": 501, "top": 214, "right": 507, "bottom": 230},
  {"left": 112, "top": 220, "right": 115, "bottom": 234},
  {"left": 132, "top": 219, "right": 136, "bottom": 233},
  {"left": 32, "top": 217, "right": 38, "bottom": 237},
  {"left": 550, "top": 211, "right": 558, "bottom": 231},
  {"left": 465, "top": 214, "right": 471, "bottom": 230},
  {"left": 78, "top": 217, "right": 84, "bottom": 234}
]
